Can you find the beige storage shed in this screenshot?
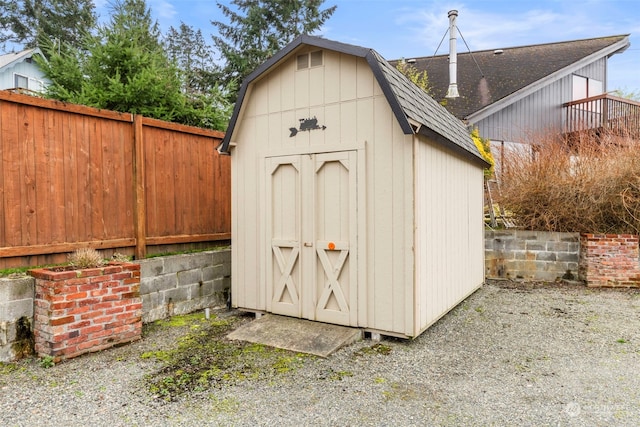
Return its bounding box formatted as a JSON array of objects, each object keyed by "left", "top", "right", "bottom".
[{"left": 219, "top": 35, "right": 489, "bottom": 338}]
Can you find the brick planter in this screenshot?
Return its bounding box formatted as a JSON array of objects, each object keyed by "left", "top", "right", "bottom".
[
  {"left": 579, "top": 234, "right": 640, "bottom": 287},
  {"left": 30, "top": 263, "right": 142, "bottom": 362}
]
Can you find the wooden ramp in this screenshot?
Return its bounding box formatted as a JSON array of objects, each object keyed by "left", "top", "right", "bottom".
[{"left": 227, "top": 314, "right": 362, "bottom": 357}]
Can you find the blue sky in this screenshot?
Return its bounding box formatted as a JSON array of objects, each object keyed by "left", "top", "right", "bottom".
[{"left": 96, "top": 0, "right": 640, "bottom": 92}]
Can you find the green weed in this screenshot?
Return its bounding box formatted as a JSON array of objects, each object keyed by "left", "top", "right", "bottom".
[
  {"left": 39, "top": 356, "right": 55, "bottom": 369},
  {"left": 354, "top": 343, "right": 393, "bottom": 357}
]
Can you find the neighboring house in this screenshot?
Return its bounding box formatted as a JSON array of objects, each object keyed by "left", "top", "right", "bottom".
[
  {"left": 393, "top": 34, "right": 635, "bottom": 170},
  {"left": 0, "top": 48, "right": 48, "bottom": 93},
  {"left": 219, "top": 35, "right": 488, "bottom": 338}
]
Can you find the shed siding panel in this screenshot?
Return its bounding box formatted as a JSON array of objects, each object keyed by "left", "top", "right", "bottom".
[
  {"left": 366, "top": 96, "right": 414, "bottom": 335},
  {"left": 475, "top": 58, "right": 608, "bottom": 143},
  {"left": 231, "top": 117, "right": 265, "bottom": 311},
  {"left": 414, "top": 136, "right": 484, "bottom": 332},
  {"left": 324, "top": 51, "right": 341, "bottom": 104}
]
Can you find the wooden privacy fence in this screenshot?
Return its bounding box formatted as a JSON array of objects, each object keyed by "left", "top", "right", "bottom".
[{"left": 0, "top": 90, "right": 230, "bottom": 268}]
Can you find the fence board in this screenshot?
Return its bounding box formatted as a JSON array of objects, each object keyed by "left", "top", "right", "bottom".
[
  {"left": 51, "top": 110, "right": 66, "bottom": 243},
  {"left": 0, "top": 91, "right": 230, "bottom": 268},
  {"left": 3, "top": 102, "right": 21, "bottom": 247},
  {"left": 0, "top": 100, "right": 5, "bottom": 247}
]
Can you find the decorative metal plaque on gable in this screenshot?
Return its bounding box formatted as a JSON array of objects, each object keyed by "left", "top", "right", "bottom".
[{"left": 289, "top": 117, "right": 326, "bottom": 137}]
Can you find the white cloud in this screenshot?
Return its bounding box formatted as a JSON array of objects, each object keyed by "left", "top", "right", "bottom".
[{"left": 393, "top": 1, "right": 634, "bottom": 54}]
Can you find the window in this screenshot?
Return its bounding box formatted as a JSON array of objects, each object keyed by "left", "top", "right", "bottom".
[
  {"left": 14, "top": 74, "right": 28, "bottom": 89},
  {"left": 572, "top": 75, "right": 603, "bottom": 101},
  {"left": 296, "top": 50, "right": 323, "bottom": 70}
]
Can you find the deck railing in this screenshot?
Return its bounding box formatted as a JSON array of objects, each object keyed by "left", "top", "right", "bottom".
[{"left": 563, "top": 94, "right": 640, "bottom": 139}]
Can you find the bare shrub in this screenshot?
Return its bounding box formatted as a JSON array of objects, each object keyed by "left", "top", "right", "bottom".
[
  {"left": 498, "top": 131, "right": 640, "bottom": 233},
  {"left": 67, "top": 248, "right": 105, "bottom": 269}
]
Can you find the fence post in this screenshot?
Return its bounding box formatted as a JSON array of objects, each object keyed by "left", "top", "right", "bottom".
[{"left": 133, "top": 115, "right": 147, "bottom": 259}]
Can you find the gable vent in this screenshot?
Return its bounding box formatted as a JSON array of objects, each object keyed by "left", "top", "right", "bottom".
[{"left": 297, "top": 50, "right": 323, "bottom": 70}]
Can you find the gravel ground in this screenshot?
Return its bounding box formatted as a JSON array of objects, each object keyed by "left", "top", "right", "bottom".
[{"left": 1, "top": 280, "right": 639, "bottom": 427}]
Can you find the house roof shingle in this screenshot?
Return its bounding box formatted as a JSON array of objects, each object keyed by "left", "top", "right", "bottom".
[
  {"left": 220, "top": 35, "right": 487, "bottom": 167},
  {"left": 394, "top": 35, "right": 630, "bottom": 121}
]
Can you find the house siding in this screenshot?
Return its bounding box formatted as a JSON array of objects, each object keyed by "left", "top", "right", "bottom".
[
  {"left": 474, "top": 58, "right": 608, "bottom": 143},
  {"left": 0, "top": 60, "right": 47, "bottom": 92}
]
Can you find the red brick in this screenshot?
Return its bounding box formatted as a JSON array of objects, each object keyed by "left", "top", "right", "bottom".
[
  {"left": 80, "top": 324, "right": 104, "bottom": 335},
  {"left": 67, "top": 305, "right": 91, "bottom": 316},
  {"left": 93, "top": 315, "right": 115, "bottom": 324},
  {"left": 50, "top": 316, "right": 75, "bottom": 326},
  {"left": 125, "top": 303, "right": 143, "bottom": 312},
  {"left": 50, "top": 301, "right": 76, "bottom": 311},
  {"left": 111, "top": 272, "right": 133, "bottom": 281},
  {"left": 115, "top": 311, "right": 138, "bottom": 320},
  {"left": 63, "top": 277, "right": 91, "bottom": 286},
  {"left": 65, "top": 291, "right": 88, "bottom": 301},
  {"left": 90, "top": 276, "right": 114, "bottom": 284},
  {"left": 122, "top": 291, "right": 141, "bottom": 299},
  {"left": 105, "top": 306, "right": 125, "bottom": 315},
  {"left": 80, "top": 310, "right": 105, "bottom": 320},
  {"left": 79, "top": 283, "right": 100, "bottom": 291},
  {"left": 49, "top": 295, "right": 66, "bottom": 303},
  {"left": 110, "top": 325, "right": 134, "bottom": 335},
  {"left": 90, "top": 329, "right": 114, "bottom": 339},
  {"left": 92, "top": 301, "right": 116, "bottom": 310},
  {"left": 77, "top": 267, "right": 105, "bottom": 278},
  {"left": 69, "top": 317, "right": 92, "bottom": 327},
  {"left": 31, "top": 269, "right": 78, "bottom": 280},
  {"left": 103, "top": 265, "right": 123, "bottom": 274},
  {"left": 77, "top": 297, "right": 101, "bottom": 307},
  {"left": 124, "top": 316, "right": 142, "bottom": 325},
  {"left": 113, "top": 300, "right": 133, "bottom": 307},
  {"left": 105, "top": 319, "right": 126, "bottom": 329},
  {"left": 123, "top": 278, "right": 140, "bottom": 286},
  {"left": 64, "top": 335, "right": 87, "bottom": 346},
  {"left": 91, "top": 289, "right": 110, "bottom": 297},
  {"left": 78, "top": 339, "right": 103, "bottom": 351}
]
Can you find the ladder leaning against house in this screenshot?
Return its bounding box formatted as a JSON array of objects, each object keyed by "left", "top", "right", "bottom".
[{"left": 484, "top": 178, "right": 516, "bottom": 229}]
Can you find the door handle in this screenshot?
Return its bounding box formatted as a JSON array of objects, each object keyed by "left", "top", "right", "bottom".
[{"left": 304, "top": 242, "right": 313, "bottom": 247}]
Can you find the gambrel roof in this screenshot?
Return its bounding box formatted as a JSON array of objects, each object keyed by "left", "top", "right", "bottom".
[
  {"left": 394, "top": 35, "right": 630, "bottom": 122},
  {"left": 220, "top": 35, "right": 488, "bottom": 167}
]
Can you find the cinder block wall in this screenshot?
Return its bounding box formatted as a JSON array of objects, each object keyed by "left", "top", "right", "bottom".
[
  {"left": 0, "top": 276, "right": 35, "bottom": 361},
  {"left": 137, "top": 249, "right": 231, "bottom": 323},
  {"left": 485, "top": 230, "right": 580, "bottom": 281}
]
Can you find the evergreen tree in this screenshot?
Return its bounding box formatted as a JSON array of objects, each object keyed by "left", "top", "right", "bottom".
[
  {"left": 0, "top": 0, "right": 96, "bottom": 51},
  {"left": 164, "top": 22, "right": 234, "bottom": 129},
  {"left": 165, "top": 23, "right": 218, "bottom": 96},
  {"left": 212, "top": 0, "right": 336, "bottom": 97},
  {"left": 38, "top": 0, "right": 229, "bottom": 129}
]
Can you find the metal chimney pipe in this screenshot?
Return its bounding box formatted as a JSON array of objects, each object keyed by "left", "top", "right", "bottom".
[{"left": 446, "top": 9, "right": 460, "bottom": 98}]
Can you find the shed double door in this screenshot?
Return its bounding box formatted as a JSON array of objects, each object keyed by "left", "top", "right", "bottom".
[{"left": 266, "top": 151, "right": 358, "bottom": 326}]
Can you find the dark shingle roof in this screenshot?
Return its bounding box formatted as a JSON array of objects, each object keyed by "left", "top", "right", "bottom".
[
  {"left": 371, "top": 50, "right": 480, "bottom": 160},
  {"left": 393, "top": 35, "right": 629, "bottom": 120},
  {"left": 220, "top": 35, "right": 487, "bottom": 167}
]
